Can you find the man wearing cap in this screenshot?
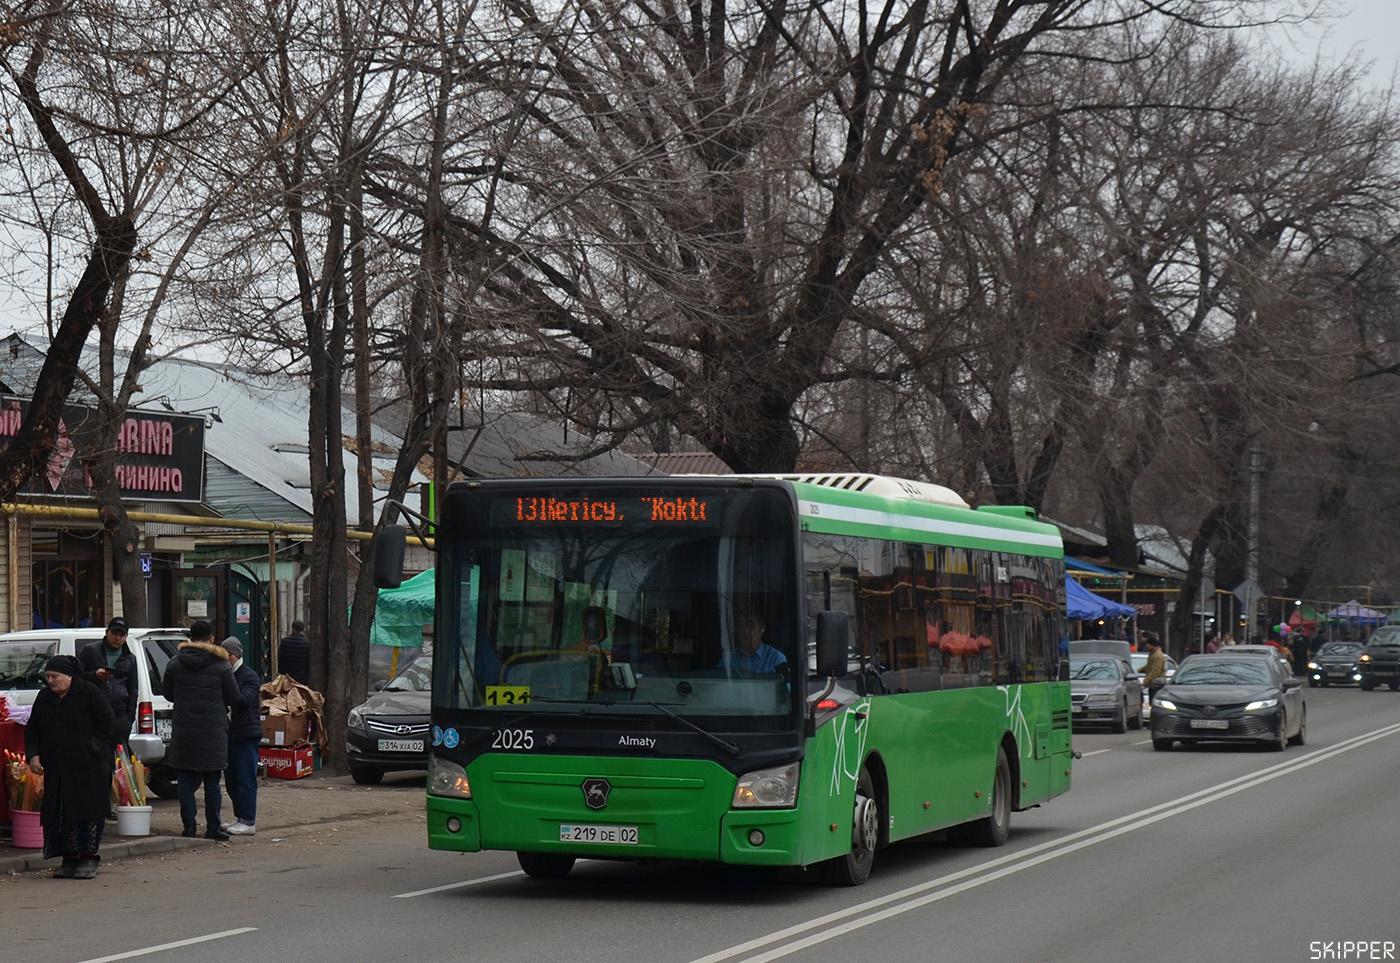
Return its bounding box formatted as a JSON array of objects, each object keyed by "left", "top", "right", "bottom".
[
  {"left": 77, "top": 618, "right": 138, "bottom": 752},
  {"left": 222, "top": 638, "right": 261, "bottom": 835}
]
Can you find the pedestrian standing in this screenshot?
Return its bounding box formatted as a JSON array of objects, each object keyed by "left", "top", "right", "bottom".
[
  {"left": 76, "top": 617, "right": 138, "bottom": 751},
  {"left": 1140, "top": 636, "right": 1168, "bottom": 703},
  {"left": 278, "top": 619, "right": 311, "bottom": 686},
  {"left": 77, "top": 617, "right": 139, "bottom": 819},
  {"left": 222, "top": 638, "right": 261, "bottom": 836},
  {"left": 24, "top": 655, "right": 116, "bottom": 878},
  {"left": 164, "top": 620, "right": 239, "bottom": 841}
]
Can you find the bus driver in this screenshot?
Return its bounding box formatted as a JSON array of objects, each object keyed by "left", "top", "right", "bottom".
[{"left": 717, "top": 612, "right": 787, "bottom": 674}]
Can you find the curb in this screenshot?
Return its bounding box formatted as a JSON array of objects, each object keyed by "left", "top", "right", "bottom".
[
  {"left": 2, "top": 812, "right": 388, "bottom": 877},
  {"left": 2, "top": 832, "right": 209, "bottom": 876}
]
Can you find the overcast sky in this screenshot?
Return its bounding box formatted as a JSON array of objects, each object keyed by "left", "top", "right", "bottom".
[{"left": 1290, "top": 0, "right": 1400, "bottom": 81}]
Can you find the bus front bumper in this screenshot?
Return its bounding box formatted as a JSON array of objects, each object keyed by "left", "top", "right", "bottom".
[{"left": 427, "top": 793, "right": 805, "bottom": 866}]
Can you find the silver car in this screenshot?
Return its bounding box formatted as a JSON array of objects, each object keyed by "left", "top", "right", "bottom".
[{"left": 1070, "top": 656, "right": 1144, "bottom": 732}]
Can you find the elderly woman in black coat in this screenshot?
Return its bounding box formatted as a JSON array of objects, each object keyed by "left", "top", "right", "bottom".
[{"left": 24, "top": 654, "right": 117, "bottom": 879}]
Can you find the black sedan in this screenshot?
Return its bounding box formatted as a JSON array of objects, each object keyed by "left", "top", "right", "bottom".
[
  {"left": 1358, "top": 626, "right": 1400, "bottom": 691},
  {"left": 345, "top": 654, "right": 431, "bottom": 784},
  {"left": 1150, "top": 654, "right": 1305, "bottom": 752},
  {"left": 1307, "top": 642, "right": 1364, "bottom": 687},
  {"left": 1070, "top": 656, "right": 1143, "bottom": 732}
]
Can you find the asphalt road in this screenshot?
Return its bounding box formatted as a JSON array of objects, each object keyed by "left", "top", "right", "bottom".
[{"left": 4, "top": 685, "right": 1398, "bottom": 963}]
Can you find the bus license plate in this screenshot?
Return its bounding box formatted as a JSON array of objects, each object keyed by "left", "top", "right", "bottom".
[
  {"left": 560, "top": 823, "right": 639, "bottom": 845},
  {"left": 377, "top": 739, "right": 424, "bottom": 752},
  {"left": 1189, "top": 719, "right": 1229, "bottom": 730}
]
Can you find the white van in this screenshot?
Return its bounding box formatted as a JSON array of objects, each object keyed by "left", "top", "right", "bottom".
[{"left": 0, "top": 627, "right": 190, "bottom": 797}]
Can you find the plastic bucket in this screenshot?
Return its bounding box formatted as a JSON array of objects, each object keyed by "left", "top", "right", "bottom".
[
  {"left": 11, "top": 809, "right": 43, "bottom": 848},
  {"left": 115, "top": 805, "right": 152, "bottom": 836}
]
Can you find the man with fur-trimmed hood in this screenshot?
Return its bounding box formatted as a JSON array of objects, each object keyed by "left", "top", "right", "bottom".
[{"left": 164, "top": 620, "right": 239, "bottom": 840}]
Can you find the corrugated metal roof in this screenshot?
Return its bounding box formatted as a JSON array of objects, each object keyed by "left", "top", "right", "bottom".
[
  {"left": 634, "top": 451, "right": 732, "bottom": 475},
  {"left": 1, "top": 334, "right": 425, "bottom": 524},
  {"left": 367, "top": 400, "right": 662, "bottom": 479}
]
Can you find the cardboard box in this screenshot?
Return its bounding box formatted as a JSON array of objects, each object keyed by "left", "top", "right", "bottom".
[
  {"left": 261, "top": 713, "right": 310, "bottom": 747},
  {"left": 259, "top": 744, "right": 314, "bottom": 780}
]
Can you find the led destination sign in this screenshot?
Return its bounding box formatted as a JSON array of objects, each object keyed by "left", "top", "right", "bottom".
[{"left": 509, "top": 494, "right": 715, "bottom": 525}]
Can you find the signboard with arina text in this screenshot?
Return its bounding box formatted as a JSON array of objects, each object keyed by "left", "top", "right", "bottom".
[{"left": 0, "top": 395, "right": 205, "bottom": 503}]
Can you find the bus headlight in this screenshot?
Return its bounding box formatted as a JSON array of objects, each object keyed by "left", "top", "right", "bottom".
[
  {"left": 429, "top": 756, "right": 471, "bottom": 799},
  {"left": 732, "top": 763, "right": 799, "bottom": 808}
]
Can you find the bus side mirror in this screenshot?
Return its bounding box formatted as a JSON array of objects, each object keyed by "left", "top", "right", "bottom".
[
  {"left": 815, "top": 611, "right": 851, "bottom": 678},
  {"left": 373, "top": 525, "right": 407, "bottom": 589}
]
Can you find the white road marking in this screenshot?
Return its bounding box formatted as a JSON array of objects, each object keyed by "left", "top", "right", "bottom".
[
  {"left": 77, "top": 927, "right": 257, "bottom": 963},
  {"left": 687, "top": 723, "right": 1400, "bottom": 963},
  {"left": 393, "top": 868, "right": 525, "bottom": 897}
]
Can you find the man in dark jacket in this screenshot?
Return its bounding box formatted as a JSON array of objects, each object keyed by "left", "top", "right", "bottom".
[
  {"left": 163, "top": 620, "right": 239, "bottom": 840},
  {"left": 278, "top": 620, "right": 311, "bottom": 686},
  {"left": 77, "top": 617, "right": 138, "bottom": 750},
  {"left": 222, "top": 638, "right": 261, "bottom": 836}
]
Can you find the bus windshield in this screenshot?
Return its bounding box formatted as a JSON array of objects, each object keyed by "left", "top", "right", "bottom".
[{"left": 435, "top": 484, "right": 798, "bottom": 721}]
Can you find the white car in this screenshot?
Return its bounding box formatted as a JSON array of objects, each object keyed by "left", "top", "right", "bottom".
[{"left": 0, "top": 627, "right": 189, "bottom": 797}]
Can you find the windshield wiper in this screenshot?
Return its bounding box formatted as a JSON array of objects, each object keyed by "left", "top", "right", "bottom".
[{"left": 593, "top": 697, "right": 741, "bottom": 756}]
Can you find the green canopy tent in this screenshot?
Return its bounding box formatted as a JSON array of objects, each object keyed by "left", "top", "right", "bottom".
[{"left": 369, "top": 569, "right": 435, "bottom": 678}]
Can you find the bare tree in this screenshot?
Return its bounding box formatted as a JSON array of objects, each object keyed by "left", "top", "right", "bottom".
[{"left": 445, "top": 0, "right": 1289, "bottom": 474}]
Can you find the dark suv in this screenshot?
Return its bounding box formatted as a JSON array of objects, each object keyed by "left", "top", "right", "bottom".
[{"left": 1358, "top": 626, "right": 1400, "bottom": 691}]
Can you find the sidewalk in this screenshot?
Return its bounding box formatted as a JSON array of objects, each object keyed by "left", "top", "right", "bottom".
[{"left": 1, "top": 769, "right": 425, "bottom": 876}]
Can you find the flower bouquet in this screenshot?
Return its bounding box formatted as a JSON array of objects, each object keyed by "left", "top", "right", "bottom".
[
  {"left": 112, "top": 746, "right": 147, "bottom": 808},
  {"left": 4, "top": 748, "right": 42, "bottom": 812}
]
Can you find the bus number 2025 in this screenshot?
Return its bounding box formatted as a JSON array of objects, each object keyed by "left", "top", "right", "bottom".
[{"left": 491, "top": 728, "right": 534, "bottom": 750}]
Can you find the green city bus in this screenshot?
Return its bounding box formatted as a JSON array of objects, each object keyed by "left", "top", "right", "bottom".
[{"left": 381, "top": 473, "right": 1072, "bottom": 885}]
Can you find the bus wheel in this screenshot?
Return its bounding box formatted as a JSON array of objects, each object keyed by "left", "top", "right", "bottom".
[
  {"left": 968, "top": 747, "right": 1011, "bottom": 847},
  {"left": 516, "top": 851, "right": 576, "bottom": 879},
  {"left": 826, "top": 767, "right": 879, "bottom": 886}
]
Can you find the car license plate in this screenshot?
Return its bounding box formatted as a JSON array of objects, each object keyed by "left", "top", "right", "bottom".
[
  {"left": 156, "top": 718, "right": 173, "bottom": 741},
  {"left": 559, "top": 823, "right": 639, "bottom": 845},
  {"left": 1189, "top": 719, "right": 1229, "bottom": 730},
  {"left": 376, "top": 739, "right": 424, "bottom": 752}
]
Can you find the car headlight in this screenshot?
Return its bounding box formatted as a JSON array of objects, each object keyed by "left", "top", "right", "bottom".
[
  {"left": 347, "top": 707, "right": 365, "bottom": 730},
  {"left": 429, "top": 756, "right": 471, "bottom": 799},
  {"left": 1152, "top": 698, "right": 1176, "bottom": 710},
  {"left": 1306, "top": 662, "right": 1319, "bottom": 670},
  {"left": 1359, "top": 654, "right": 1371, "bottom": 662},
  {"left": 1085, "top": 693, "right": 1115, "bottom": 703},
  {"left": 732, "top": 763, "right": 799, "bottom": 808},
  {"left": 1244, "top": 698, "right": 1278, "bottom": 711}
]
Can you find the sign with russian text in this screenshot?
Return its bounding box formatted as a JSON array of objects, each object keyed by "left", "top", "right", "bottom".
[{"left": 0, "top": 395, "right": 205, "bottom": 503}]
